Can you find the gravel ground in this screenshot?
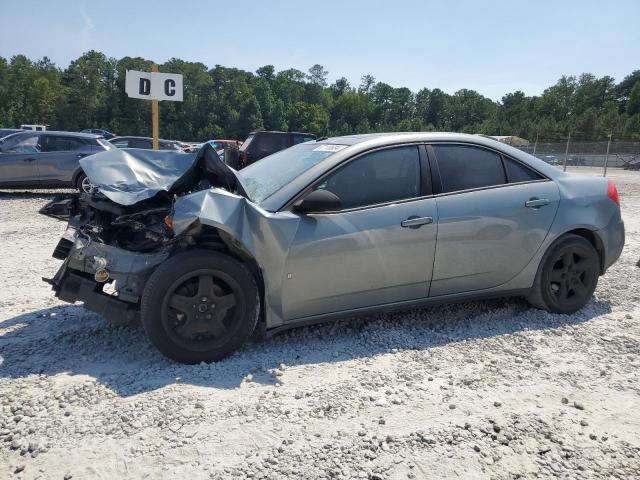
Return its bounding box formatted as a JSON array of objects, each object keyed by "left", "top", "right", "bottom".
[{"left": 1, "top": 167, "right": 639, "bottom": 479}]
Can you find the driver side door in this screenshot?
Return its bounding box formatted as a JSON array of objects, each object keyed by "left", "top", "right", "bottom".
[{"left": 281, "top": 145, "right": 438, "bottom": 320}]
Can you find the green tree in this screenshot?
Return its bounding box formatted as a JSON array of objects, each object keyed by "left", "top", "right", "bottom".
[{"left": 627, "top": 81, "right": 640, "bottom": 116}]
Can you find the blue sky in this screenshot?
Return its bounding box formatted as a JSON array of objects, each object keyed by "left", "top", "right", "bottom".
[{"left": 1, "top": 0, "right": 639, "bottom": 100}]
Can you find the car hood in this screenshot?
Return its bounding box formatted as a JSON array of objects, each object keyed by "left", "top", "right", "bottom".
[{"left": 79, "top": 144, "right": 247, "bottom": 206}]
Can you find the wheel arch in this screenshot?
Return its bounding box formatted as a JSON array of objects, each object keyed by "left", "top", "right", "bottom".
[
  {"left": 190, "top": 224, "right": 267, "bottom": 335},
  {"left": 559, "top": 227, "right": 605, "bottom": 274},
  {"left": 71, "top": 167, "right": 85, "bottom": 187}
]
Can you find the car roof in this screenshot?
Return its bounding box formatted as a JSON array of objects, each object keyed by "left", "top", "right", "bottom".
[
  {"left": 111, "top": 136, "right": 175, "bottom": 142},
  {"left": 10, "top": 130, "right": 100, "bottom": 139},
  {"left": 259, "top": 131, "right": 562, "bottom": 212},
  {"left": 247, "top": 131, "right": 314, "bottom": 136}
]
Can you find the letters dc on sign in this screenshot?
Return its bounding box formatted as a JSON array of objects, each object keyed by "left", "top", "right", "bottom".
[{"left": 125, "top": 70, "right": 183, "bottom": 102}]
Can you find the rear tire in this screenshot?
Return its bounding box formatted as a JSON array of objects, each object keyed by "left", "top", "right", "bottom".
[
  {"left": 526, "top": 234, "right": 599, "bottom": 314},
  {"left": 141, "top": 250, "right": 260, "bottom": 363}
]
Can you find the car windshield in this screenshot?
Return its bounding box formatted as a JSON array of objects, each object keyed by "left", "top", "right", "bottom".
[{"left": 239, "top": 143, "right": 345, "bottom": 205}]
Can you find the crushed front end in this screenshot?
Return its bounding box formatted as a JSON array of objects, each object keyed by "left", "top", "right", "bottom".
[
  {"left": 41, "top": 144, "right": 245, "bottom": 325},
  {"left": 43, "top": 193, "right": 176, "bottom": 324}
]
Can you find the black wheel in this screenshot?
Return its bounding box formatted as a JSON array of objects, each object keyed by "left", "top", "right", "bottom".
[
  {"left": 141, "top": 250, "right": 260, "bottom": 363},
  {"left": 75, "top": 172, "right": 94, "bottom": 193},
  {"left": 527, "top": 234, "right": 599, "bottom": 314}
]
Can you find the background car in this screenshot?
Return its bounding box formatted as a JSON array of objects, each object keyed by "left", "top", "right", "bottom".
[
  {"left": 109, "top": 136, "right": 183, "bottom": 151},
  {"left": 239, "top": 131, "right": 315, "bottom": 166},
  {"left": 0, "top": 131, "right": 112, "bottom": 192},
  {"left": 0, "top": 128, "right": 21, "bottom": 139},
  {"left": 81, "top": 128, "right": 116, "bottom": 140}
]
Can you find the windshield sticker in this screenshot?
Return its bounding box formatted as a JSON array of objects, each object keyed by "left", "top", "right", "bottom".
[{"left": 312, "top": 144, "right": 347, "bottom": 152}]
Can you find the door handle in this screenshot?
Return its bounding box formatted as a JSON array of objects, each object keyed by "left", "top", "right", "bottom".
[
  {"left": 401, "top": 216, "right": 433, "bottom": 228},
  {"left": 23, "top": 158, "right": 36, "bottom": 162},
  {"left": 76, "top": 153, "right": 88, "bottom": 159},
  {"left": 525, "top": 198, "right": 550, "bottom": 209}
]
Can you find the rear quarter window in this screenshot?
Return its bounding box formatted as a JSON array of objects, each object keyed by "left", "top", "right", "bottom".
[{"left": 504, "top": 156, "right": 544, "bottom": 183}]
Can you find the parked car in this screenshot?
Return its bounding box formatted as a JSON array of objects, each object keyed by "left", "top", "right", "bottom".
[
  {"left": 81, "top": 128, "right": 116, "bottom": 140},
  {"left": 0, "top": 131, "right": 112, "bottom": 192},
  {"left": 41, "top": 133, "right": 624, "bottom": 363},
  {"left": 0, "top": 128, "right": 21, "bottom": 139},
  {"left": 239, "top": 131, "right": 315, "bottom": 167},
  {"left": 109, "top": 136, "right": 183, "bottom": 151}
]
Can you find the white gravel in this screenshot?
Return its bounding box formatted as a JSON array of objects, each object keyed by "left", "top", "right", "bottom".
[{"left": 1, "top": 167, "right": 639, "bottom": 479}]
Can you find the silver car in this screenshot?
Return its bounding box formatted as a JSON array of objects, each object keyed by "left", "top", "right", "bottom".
[
  {"left": 43, "top": 133, "right": 625, "bottom": 363},
  {"left": 0, "top": 131, "right": 112, "bottom": 192}
]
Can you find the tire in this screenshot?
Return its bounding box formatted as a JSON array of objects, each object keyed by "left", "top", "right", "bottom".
[
  {"left": 75, "top": 172, "right": 93, "bottom": 193},
  {"left": 141, "top": 250, "right": 260, "bottom": 363},
  {"left": 526, "top": 234, "right": 600, "bottom": 314}
]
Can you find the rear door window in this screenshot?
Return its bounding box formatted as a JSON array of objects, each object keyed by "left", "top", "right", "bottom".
[
  {"left": 432, "top": 144, "right": 506, "bottom": 193},
  {"left": 314, "top": 146, "right": 421, "bottom": 209},
  {"left": 42, "top": 136, "right": 86, "bottom": 152}
]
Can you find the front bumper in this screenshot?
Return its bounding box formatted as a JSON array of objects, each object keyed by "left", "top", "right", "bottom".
[{"left": 46, "top": 229, "right": 169, "bottom": 324}]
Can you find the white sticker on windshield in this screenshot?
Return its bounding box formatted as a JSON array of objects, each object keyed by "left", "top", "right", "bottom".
[{"left": 312, "top": 144, "right": 347, "bottom": 152}]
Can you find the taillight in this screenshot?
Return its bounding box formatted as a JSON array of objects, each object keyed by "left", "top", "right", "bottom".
[
  {"left": 607, "top": 180, "right": 620, "bottom": 206},
  {"left": 242, "top": 151, "right": 248, "bottom": 166}
]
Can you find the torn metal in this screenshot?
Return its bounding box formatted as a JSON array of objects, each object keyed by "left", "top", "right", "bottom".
[{"left": 79, "top": 143, "right": 247, "bottom": 205}]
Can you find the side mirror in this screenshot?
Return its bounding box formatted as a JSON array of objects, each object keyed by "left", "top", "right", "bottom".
[{"left": 293, "top": 189, "right": 342, "bottom": 214}]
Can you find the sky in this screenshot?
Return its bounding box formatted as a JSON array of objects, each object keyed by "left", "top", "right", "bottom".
[{"left": 1, "top": 0, "right": 639, "bottom": 101}]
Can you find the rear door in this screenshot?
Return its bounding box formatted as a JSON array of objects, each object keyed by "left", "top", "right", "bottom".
[
  {"left": 428, "top": 143, "right": 560, "bottom": 296},
  {"left": 37, "top": 135, "right": 92, "bottom": 185},
  {"left": 282, "top": 145, "right": 438, "bottom": 320},
  {"left": 0, "top": 133, "right": 41, "bottom": 186}
]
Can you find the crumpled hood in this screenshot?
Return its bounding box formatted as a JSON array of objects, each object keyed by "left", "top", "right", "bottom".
[{"left": 80, "top": 144, "right": 246, "bottom": 206}]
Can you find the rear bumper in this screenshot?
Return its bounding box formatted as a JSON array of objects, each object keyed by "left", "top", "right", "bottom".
[{"left": 600, "top": 217, "right": 625, "bottom": 272}]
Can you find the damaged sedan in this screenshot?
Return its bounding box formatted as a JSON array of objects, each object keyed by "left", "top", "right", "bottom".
[{"left": 42, "top": 133, "right": 625, "bottom": 363}]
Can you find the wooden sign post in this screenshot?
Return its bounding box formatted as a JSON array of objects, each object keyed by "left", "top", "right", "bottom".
[
  {"left": 151, "top": 64, "right": 160, "bottom": 150},
  {"left": 124, "top": 67, "right": 184, "bottom": 150}
]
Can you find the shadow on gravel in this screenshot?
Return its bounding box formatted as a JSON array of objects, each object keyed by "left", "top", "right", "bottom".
[{"left": 0, "top": 297, "right": 611, "bottom": 396}]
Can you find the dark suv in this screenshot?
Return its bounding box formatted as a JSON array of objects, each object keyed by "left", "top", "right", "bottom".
[
  {"left": 0, "top": 131, "right": 112, "bottom": 192},
  {"left": 239, "top": 131, "right": 316, "bottom": 167}
]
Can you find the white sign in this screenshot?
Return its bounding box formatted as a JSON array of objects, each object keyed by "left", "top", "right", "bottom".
[{"left": 125, "top": 70, "right": 183, "bottom": 102}]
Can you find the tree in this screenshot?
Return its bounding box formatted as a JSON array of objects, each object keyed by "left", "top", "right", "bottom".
[
  {"left": 256, "top": 65, "right": 275, "bottom": 81},
  {"left": 627, "top": 81, "right": 640, "bottom": 116},
  {"left": 1, "top": 51, "right": 640, "bottom": 142},
  {"left": 307, "top": 64, "right": 328, "bottom": 87}
]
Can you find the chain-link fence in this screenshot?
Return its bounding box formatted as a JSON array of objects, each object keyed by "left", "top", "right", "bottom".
[{"left": 496, "top": 136, "right": 640, "bottom": 175}]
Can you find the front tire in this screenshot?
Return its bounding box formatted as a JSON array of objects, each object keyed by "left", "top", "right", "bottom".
[
  {"left": 75, "top": 172, "right": 94, "bottom": 193},
  {"left": 526, "top": 234, "right": 600, "bottom": 314},
  {"left": 141, "top": 250, "right": 260, "bottom": 363}
]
